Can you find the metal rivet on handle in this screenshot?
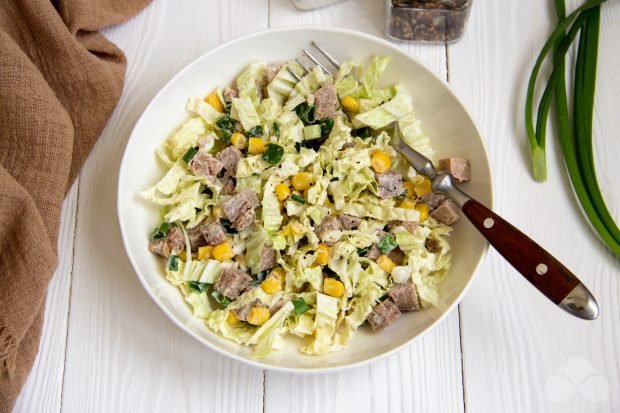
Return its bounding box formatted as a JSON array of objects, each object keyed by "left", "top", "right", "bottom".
[
  {"left": 536, "top": 263, "right": 548, "bottom": 275},
  {"left": 483, "top": 218, "right": 494, "bottom": 228}
]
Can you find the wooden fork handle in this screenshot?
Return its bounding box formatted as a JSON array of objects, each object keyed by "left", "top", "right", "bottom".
[{"left": 461, "top": 199, "right": 598, "bottom": 319}]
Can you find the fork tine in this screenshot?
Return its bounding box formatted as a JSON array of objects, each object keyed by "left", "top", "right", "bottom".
[
  {"left": 287, "top": 66, "right": 302, "bottom": 82},
  {"left": 311, "top": 41, "right": 341, "bottom": 70},
  {"left": 295, "top": 57, "right": 312, "bottom": 75},
  {"left": 303, "top": 49, "right": 332, "bottom": 76}
]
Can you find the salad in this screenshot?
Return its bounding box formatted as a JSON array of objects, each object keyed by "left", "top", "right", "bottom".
[{"left": 142, "top": 55, "right": 469, "bottom": 357}]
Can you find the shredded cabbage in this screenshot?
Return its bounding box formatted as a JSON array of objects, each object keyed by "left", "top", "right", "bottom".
[{"left": 142, "top": 55, "right": 455, "bottom": 358}]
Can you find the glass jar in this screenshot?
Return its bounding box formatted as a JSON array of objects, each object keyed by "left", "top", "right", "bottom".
[
  {"left": 291, "top": 0, "right": 346, "bottom": 10},
  {"left": 386, "top": 0, "right": 473, "bottom": 43}
]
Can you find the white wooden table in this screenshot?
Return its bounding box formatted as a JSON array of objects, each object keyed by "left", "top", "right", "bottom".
[{"left": 13, "top": 0, "right": 620, "bottom": 411}]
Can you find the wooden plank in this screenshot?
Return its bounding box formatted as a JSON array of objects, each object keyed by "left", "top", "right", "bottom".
[
  {"left": 60, "top": 1, "right": 268, "bottom": 412},
  {"left": 12, "top": 182, "right": 79, "bottom": 413},
  {"left": 448, "top": 0, "right": 620, "bottom": 411},
  {"left": 266, "top": 2, "right": 464, "bottom": 413}
]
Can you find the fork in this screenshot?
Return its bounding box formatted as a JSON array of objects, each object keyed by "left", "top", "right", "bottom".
[{"left": 300, "top": 42, "right": 599, "bottom": 320}]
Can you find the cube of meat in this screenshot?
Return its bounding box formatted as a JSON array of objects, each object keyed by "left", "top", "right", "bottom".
[
  {"left": 388, "top": 282, "right": 420, "bottom": 311},
  {"left": 259, "top": 246, "right": 277, "bottom": 272},
  {"left": 222, "top": 189, "right": 260, "bottom": 230},
  {"left": 375, "top": 171, "right": 403, "bottom": 198},
  {"left": 202, "top": 221, "right": 228, "bottom": 245},
  {"left": 438, "top": 157, "right": 471, "bottom": 183},
  {"left": 216, "top": 146, "right": 242, "bottom": 176},
  {"left": 314, "top": 85, "right": 338, "bottom": 120},
  {"left": 189, "top": 151, "right": 223, "bottom": 177},
  {"left": 215, "top": 268, "right": 252, "bottom": 299},
  {"left": 430, "top": 199, "right": 461, "bottom": 225},
  {"left": 233, "top": 299, "right": 268, "bottom": 321},
  {"left": 148, "top": 226, "right": 185, "bottom": 257},
  {"left": 388, "top": 247, "right": 405, "bottom": 265},
  {"left": 368, "top": 243, "right": 382, "bottom": 260},
  {"left": 316, "top": 215, "right": 343, "bottom": 246},
  {"left": 233, "top": 208, "right": 256, "bottom": 230},
  {"left": 265, "top": 62, "right": 283, "bottom": 84},
  {"left": 386, "top": 220, "right": 418, "bottom": 235},
  {"left": 420, "top": 192, "right": 448, "bottom": 210},
  {"left": 367, "top": 299, "right": 401, "bottom": 331},
  {"left": 219, "top": 171, "right": 236, "bottom": 195},
  {"left": 338, "top": 214, "right": 362, "bottom": 230},
  {"left": 187, "top": 225, "right": 208, "bottom": 252},
  {"left": 222, "top": 86, "right": 238, "bottom": 102}
]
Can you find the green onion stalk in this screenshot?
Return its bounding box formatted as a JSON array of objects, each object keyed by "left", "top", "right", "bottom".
[{"left": 525, "top": 0, "right": 620, "bottom": 257}]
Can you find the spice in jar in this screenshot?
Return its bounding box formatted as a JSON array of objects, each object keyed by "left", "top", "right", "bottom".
[{"left": 386, "top": 0, "right": 473, "bottom": 43}]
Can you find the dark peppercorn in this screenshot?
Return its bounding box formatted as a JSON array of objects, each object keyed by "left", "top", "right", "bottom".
[{"left": 387, "top": 0, "right": 473, "bottom": 43}]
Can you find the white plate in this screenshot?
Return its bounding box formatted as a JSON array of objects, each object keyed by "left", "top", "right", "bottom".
[{"left": 118, "top": 26, "right": 492, "bottom": 373}]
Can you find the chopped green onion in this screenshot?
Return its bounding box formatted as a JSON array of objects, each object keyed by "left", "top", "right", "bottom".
[
  {"left": 211, "top": 290, "right": 232, "bottom": 306},
  {"left": 216, "top": 115, "right": 235, "bottom": 133},
  {"left": 220, "top": 130, "right": 232, "bottom": 144},
  {"left": 303, "top": 125, "right": 322, "bottom": 140},
  {"left": 357, "top": 246, "right": 370, "bottom": 257},
  {"left": 356, "top": 127, "right": 371, "bottom": 139},
  {"left": 294, "top": 102, "right": 315, "bottom": 125},
  {"left": 187, "top": 281, "right": 211, "bottom": 292},
  {"left": 151, "top": 222, "right": 170, "bottom": 240},
  {"left": 290, "top": 193, "right": 305, "bottom": 204},
  {"left": 262, "top": 143, "right": 284, "bottom": 165},
  {"left": 247, "top": 125, "right": 264, "bottom": 137},
  {"left": 292, "top": 298, "right": 310, "bottom": 315},
  {"left": 320, "top": 118, "right": 334, "bottom": 136},
  {"left": 167, "top": 255, "right": 179, "bottom": 271},
  {"left": 182, "top": 146, "right": 199, "bottom": 163},
  {"left": 377, "top": 233, "right": 397, "bottom": 254},
  {"left": 273, "top": 122, "right": 280, "bottom": 138}
]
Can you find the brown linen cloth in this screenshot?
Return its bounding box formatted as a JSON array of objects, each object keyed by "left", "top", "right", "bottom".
[{"left": 0, "top": 0, "right": 150, "bottom": 410}]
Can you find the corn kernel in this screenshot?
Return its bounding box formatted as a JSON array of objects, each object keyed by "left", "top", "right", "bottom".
[
  {"left": 415, "top": 203, "right": 430, "bottom": 222},
  {"left": 280, "top": 222, "right": 305, "bottom": 237},
  {"left": 275, "top": 183, "right": 291, "bottom": 201},
  {"left": 314, "top": 244, "right": 330, "bottom": 266},
  {"left": 371, "top": 151, "right": 392, "bottom": 173},
  {"left": 403, "top": 181, "right": 416, "bottom": 198},
  {"left": 227, "top": 311, "right": 240, "bottom": 325},
  {"left": 292, "top": 172, "right": 313, "bottom": 191},
  {"left": 399, "top": 198, "right": 416, "bottom": 210},
  {"left": 414, "top": 178, "right": 432, "bottom": 197},
  {"left": 212, "top": 241, "right": 234, "bottom": 261},
  {"left": 204, "top": 90, "right": 224, "bottom": 113},
  {"left": 212, "top": 206, "right": 224, "bottom": 219},
  {"left": 198, "top": 246, "right": 213, "bottom": 261},
  {"left": 230, "top": 132, "right": 248, "bottom": 150},
  {"left": 323, "top": 278, "right": 345, "bottom": 298},
  {"left": 260, "top": 276, "right": 282, "bottom": 294},
  {"left": 248, "top": 137, "right": 266, "bottom": 154},
  {"left": 247, "top": 306, "right": 270, "bottom": 326},
  {"left": 341, "top": 95, "right": 360, "bottom": 113},
  {"left": 179, "top": 251, "right": 187, "bottom": 261},
  {"left": 270, "top": 267, "right": 286, "bottom": 286},
  {"left": 376, "top": 255, "right": 396, "bottom": 274}
]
